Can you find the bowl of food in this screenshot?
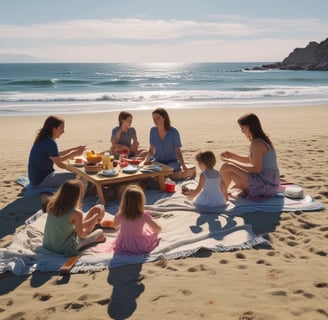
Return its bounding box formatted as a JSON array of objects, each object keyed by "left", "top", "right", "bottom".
[
  {"left": 100, "top": 220, "right": 114, "bottom": 228},
  {"left": 128, "top": 158, "right": 142, "bottom": 165},
  {"left": 84, "top": 163, "right": 102, "bottom": 174},
  {"left": 86, "top": 154, "right": 102, "bottom": 164},
  {"left": 119, "top": 161, "right": 128, "bottom": 168}
]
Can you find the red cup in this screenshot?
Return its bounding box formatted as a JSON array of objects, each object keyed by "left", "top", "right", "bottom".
[{"left": 165, "top": 182, "right": 176, "bottom": 193}]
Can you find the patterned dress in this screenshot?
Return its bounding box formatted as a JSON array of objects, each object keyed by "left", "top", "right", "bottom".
[{"left": 248, "top": 139, "right": 280, "bottom": 200}]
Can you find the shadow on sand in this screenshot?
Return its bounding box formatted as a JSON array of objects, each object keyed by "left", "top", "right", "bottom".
[
  {"left": 0, "top": 194, "right": 43, "bottom": 239},
  {"left": 107, "top": 264, "right": 144, "bottom": 320}
]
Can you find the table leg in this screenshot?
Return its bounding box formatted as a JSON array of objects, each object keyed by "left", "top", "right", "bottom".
[
  {"left": 95, "top": 183, "right": 106, "bottom": 205},
  {"left": 157, "top": 175, "right": 166, "bottom": 191}
]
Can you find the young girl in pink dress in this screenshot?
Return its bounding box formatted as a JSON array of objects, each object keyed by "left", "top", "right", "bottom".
[{"left": 110, "top": 184, "right": 161, "bottom": 255}]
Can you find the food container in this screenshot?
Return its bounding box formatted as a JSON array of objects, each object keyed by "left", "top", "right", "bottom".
[
  {"left": 119, "top": 161, "right": 128, "bottom": 168},
  {"left": 74, "top": 157, "right": 84, "bottom": 164},
  {"left": 128, "top": 158, "right": 142, "bottom": 165},
  {"left": 84, "top": 163, "right": 102, "bottom": 174},
  {"left": 86, "top": 154, "right": 102, "bottom": 164},
  {"left": 100, "top": 220, "right": 114, "bottom": 228},
  {"left": 165, "top": 180, "right": 176, "bottom": 193}
]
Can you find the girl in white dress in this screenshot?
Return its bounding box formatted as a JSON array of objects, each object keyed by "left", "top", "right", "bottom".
[{"left": 182, "top": 150, "right": 227, "bottom": 207}]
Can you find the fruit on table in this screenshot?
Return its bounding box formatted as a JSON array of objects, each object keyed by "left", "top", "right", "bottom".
[
  {"left": 75, "top": 158, "right": 83, "bottom": 163},
  {"left": 86, "top": 153, "right": 102, "bottom": 164}
]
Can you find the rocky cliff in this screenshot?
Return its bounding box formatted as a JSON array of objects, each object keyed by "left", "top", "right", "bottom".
[{"left": 254, "top": 38, "right": 328, "bottom": 71}]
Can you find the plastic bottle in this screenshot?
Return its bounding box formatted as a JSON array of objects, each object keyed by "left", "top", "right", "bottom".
[{"left": 102, "top": 152, "right": 110, "bottom": 169}]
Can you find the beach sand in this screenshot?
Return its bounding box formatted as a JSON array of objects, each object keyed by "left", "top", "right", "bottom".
[{"left": 0, "top": 106, "right": 327, "bottom": 320}]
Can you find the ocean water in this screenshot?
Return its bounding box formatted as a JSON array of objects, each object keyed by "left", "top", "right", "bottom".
[{"left": 0, "top": 62, "right": 328, "bottom": 116}]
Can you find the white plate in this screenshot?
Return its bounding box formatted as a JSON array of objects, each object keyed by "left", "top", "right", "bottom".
[
  {"left": 122, "top": 165, "right": 139, "bottom": 174},
  {"left": 142, "top": 164, "right": 162, "bottom": 172},
  {"left": 71, "top": 161, "right": 85, "bottom": 167},
  {"left": 99, "top": 169, "right": 119, "bottom": 177}
]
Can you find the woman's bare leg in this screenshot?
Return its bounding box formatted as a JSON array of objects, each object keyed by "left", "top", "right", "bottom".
[{"left": 220, "top": 163, "right": 249, "bottom": 195}]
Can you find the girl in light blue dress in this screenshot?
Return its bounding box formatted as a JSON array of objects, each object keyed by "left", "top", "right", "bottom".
[{"left": 182, "top": 150, "right": 227, "bottom": 207}]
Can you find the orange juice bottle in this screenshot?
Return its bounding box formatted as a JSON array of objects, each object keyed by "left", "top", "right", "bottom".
[{"left": 102, "top": 152, "right": 110, "bottom": 169}]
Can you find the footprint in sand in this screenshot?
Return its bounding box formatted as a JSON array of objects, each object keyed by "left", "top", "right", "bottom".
[
  {"left": 235, "top": 252, "right": 246, "bottom": 259},
  {"left": 267, "top": 269, "right": 283, "bottom": 280},
  {"left": 64, "top": 302, "right": 85, "bottom": 310},
  {"left": 286, "top": 240, "right": 299, "bottom": 247},
  {"left": 237, "top": 265, "right": 247, "bottom": 270},
  {"left": 314, "top": 281, "right": 328, "bottom": 288},
  {"left": 239, "top": 310, "right": 257, "bottom": 320},
  {"left": 219, "top": 258, "right": 229, "bottom": 264},
  {"left": 256, "top": 259, "right": 271, "bottom": 266},
  {"left": 33, "top": 292, "right": 52, "bottom": 301},
  {"left": 283, "top": 253, "right": 296, "bottom": 259},
  {"left": 187, "top": 264, "right": 216, "bottom": 275},
  {"left": 180, "top": 289, "right": 192, "bottom": 296},
  {"left": 319, "top": 191, "right": 328, "bottom": 198},
  {"left": 95, "top": 298, "right": 111, "bottom": 305},
  {"left": 294, "top": 289, "right": 315, "bottom": 298},
  {"left": 270, "top": 290, "right": 287, "bottom": 296},
  {"left": 3, "top": 311, "right": 26, "bottom": 319}
]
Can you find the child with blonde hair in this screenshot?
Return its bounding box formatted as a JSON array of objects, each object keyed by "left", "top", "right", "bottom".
[
  {"left": 110, "top": 184, "right": 161, "bottom": 254},
  {"left": 43, "top": 179, "right": 105, "bottom": 256},
  {"left": 182, "top": 150, "right": 227, "bottom": 207}
]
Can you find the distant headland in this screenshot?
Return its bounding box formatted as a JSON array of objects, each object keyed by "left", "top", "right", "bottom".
[{"left": 248, "top": 38, "right": 328, "bottom": 71}]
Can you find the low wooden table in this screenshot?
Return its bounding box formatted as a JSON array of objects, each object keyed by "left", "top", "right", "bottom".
[{"left": 66, "top": 162, "right": 174, "bottom": 204}]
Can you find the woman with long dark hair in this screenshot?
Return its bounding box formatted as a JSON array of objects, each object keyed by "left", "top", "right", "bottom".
[
  {"left": 220, "top": 113, "right": 280, "bottom": 200},
  {"left": 28, "top": 115, "right": 85, "bottom": 189},
  {"left": 144, "top": 108, "right": 187, "bottom": 171}
]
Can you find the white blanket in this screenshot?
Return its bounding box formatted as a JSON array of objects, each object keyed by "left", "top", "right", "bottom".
[{"left": 0, "top": 182, "right": 324, "bottom": 275}]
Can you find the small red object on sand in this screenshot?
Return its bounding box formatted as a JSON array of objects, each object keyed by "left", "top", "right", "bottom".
[{"left": 100, "top": 220, "right": 114, "bottom": 228}]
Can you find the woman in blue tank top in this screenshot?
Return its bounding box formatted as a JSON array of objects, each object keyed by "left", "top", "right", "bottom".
[{"left": 220, "top": 113, "right": 280, "bottom": 200}]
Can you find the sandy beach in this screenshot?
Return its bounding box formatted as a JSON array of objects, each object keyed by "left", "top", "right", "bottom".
[{"left": 0, "top": 105, "right": 327, "bottom": 320}]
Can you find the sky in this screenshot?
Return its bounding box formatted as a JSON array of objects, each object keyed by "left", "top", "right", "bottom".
[{"left": 0, "top": 0, "right": 327, "bottom": 63}]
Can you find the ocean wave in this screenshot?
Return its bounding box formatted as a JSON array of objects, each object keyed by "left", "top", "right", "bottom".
[
  {"left": 6, "top": 79, "right": 57, "bottom": 86},
  {"left": 0, "top": 86, "right": 327, "bottom": 104},
  {"left": 97, "top": 79, "right": 131, "bottom": 86}
]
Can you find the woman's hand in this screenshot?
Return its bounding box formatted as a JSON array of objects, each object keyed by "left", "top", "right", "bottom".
[
  {"left": 75, "top": 145, "right": 86, "bottom": 156},
  {"left": 220, "top": 151, "right": 234, "bottom": 161}
]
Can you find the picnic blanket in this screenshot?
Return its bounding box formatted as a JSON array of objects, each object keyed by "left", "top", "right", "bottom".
[
  {"left": 15, "top": 175, "right": 57, "bottom": 197},
  {"left": 1, "top": 181, "right": 324, "bottom": 276}
]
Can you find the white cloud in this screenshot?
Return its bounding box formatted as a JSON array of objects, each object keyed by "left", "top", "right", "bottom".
[
  {"left": 5, "top": 38, "right": 310, "bottom": 63},
  {"left": 0, "top": 17, "right": 326, "bottom": 62},
  {"left": 0, "top": 18, "right": 287, "bottom": 40}
]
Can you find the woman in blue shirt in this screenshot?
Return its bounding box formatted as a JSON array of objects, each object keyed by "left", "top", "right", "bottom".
[
  {"left": 144, "top": 108, "right": 187, "bottom": 171},
  {"left": 28, "top": 115, "right": 86, "bottom": 189}
]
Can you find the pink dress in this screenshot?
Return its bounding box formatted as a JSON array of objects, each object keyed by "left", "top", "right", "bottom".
[{"left": 111, "top": 210, "right": 160, "bottom": 255}]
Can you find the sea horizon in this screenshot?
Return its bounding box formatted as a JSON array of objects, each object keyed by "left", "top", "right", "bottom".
[{"left": 1, "top": 62, "right": 327, "bottom": 116}]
